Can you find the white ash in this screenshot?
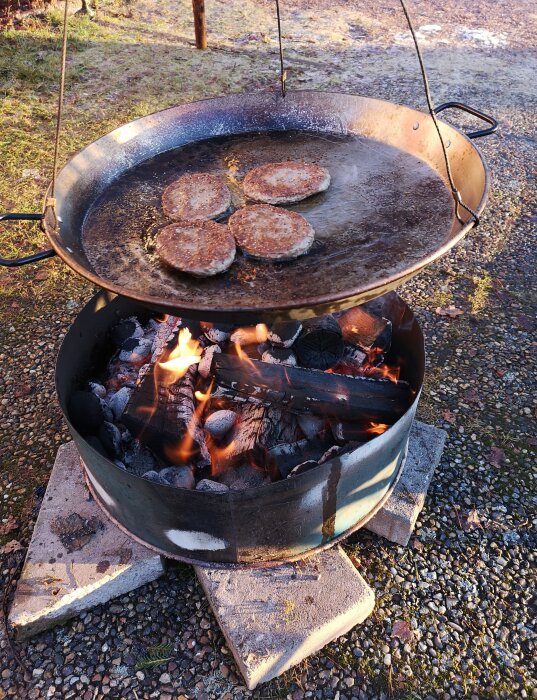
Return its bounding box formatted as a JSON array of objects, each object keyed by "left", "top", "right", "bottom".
[
  {"left": 89, "top": 382, "right": 106, "bottom": 399},
  {"left": 198, "top": 344, "right": 221, "bottom": 379},
  {"left": 262, "top": 347, "right": 297, "bottom": 366},
  {"left": 107, "top": 386, "right": 133, "bottom": 420},
  {"left": 268, "top": 320, "right": 302, "bottom": 348},
  {"left": 204, "top": 409, "right": 237, "bottom": 438},
  {"left": 119, "top": 337, "right": 153, "bottom": 365},
  {"left": 150, "top": 316, "right": 182, "bottom": 363},
  {"left": 297, "top": 414, "right": 326, "bottom": 438},
  {"left": 196, "top": 479, "right": 230, "bottom": 493},
  {"left": 202, "top": 323, "right": 233, "bottom": 344}
]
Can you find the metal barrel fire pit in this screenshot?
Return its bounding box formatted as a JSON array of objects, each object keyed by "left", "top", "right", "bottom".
[{"left": 56, "top": 290, "right": 424, "bottom": 566}]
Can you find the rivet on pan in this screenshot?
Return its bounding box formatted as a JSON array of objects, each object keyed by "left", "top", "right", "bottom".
[{"left": 412, "top": 122, "right": 420, "bottom": 130}]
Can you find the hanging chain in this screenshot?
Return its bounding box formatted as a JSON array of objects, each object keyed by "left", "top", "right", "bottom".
[
  {"left": 47, "top": 0, "right": 70, "bottom": 222},
  {"left": 398, "top": 0, "right": 479, "bottom": 226},
  {"left": 275, "top": 0, "right": 286, "bottom": 97}
]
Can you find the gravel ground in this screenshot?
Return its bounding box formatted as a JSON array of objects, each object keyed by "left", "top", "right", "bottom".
[{"left": 0, "top": 0, "right": 536, "bottom": 698}]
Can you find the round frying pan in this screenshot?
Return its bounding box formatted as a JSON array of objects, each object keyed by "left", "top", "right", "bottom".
[{"left": 1, "top": 92, "right": 496, "bottom": 323}]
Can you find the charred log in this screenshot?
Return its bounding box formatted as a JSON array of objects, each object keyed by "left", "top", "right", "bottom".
[
  {"left": 294, "top": 315, "right": 344, "bottom": 370},
  {"left": 267, "top": 434, "right": 333, "bottom": 478},
  {"left": 212, "top": 355, "right": 411, "bottom": 423}
]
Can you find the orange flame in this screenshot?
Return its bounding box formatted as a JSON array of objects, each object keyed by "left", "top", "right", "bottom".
[
  {"left": 367, "top": 422, "right": 389, "bottom": 436},
  {"left": 234, "top": 341, "right": 257, "bottom": 371},
  {"left": 164, "top": 380, "right": 213, "bottom": 464},
  {"left": 158, "top": 327, "right": 202, "bottom": 381}
]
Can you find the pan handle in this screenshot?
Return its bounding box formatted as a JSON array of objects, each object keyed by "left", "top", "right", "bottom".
[
  {"left": 433, "top": 102, "right": 498, "bottom": 139},
  {"left": 0, "top": 213, "right": 56, "bottom": 267}
]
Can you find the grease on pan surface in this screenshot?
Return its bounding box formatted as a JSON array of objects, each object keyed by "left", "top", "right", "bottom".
[
  {"left": 82, "top": 130, "right": 454, "bottom": 310},
  {"left": 229, "top": 204, "right": 315, "bottom": 261},
  {"left": 155, "top": 220, "right": 236, "bottom": 277},
  {"left": 162, "top": 173, "right": 232, "bottom": 221},
  {"left": 243, "top": 161, "right": 331, "bottom": 204}
]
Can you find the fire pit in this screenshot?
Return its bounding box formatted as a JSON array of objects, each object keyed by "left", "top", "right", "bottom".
[{"left": 56, "top": 290, "right": 423, "bottom": 566}]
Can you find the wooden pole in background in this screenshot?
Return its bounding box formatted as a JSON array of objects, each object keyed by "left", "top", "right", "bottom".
[{"left": 192, "top": 0, "right": 207, "bottom": 49}]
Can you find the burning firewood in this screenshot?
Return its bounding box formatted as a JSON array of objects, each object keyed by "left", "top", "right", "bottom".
[
  {"left": 211, "top": 355, "right": 411, "bottom": 424},
  {"left": 338, "top": 306, "right": 392, "bottom": 353},
  {"left": 121, "top": 329, "right": 210, "bottom": 467},
  {"left": 267, "top": 434, "right": 333, "bottom": 478}
]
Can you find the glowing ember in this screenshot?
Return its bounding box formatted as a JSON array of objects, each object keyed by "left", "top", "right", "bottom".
[{"left": 159, "top": 328, "right": 203, "bottom": 380}]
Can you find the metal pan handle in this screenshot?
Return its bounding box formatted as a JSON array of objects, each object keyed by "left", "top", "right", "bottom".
[
  {"left": 433, "top": 102, "right": 498, "bottom": 139},
  {"left": 0, "top": 213, "right": 56, "bottom": 267}
]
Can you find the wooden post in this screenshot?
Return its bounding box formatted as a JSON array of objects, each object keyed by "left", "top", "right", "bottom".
[{"left": 192, "top": 0, "right": 207, "bottom": 49}]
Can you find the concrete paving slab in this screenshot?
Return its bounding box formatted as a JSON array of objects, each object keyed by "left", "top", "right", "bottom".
[
  {"left": 365, "top": 420, "right": 447, "bottom": 545},
  {"left": 8, "top": 442, "right": 164, "bottom": 640},
  {"left": 195, "top": 547, "right": 374, "bottom": 690}
]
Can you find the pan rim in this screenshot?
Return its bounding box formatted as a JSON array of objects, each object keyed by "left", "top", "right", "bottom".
[{"left": 43, "top": 90, "right": 490, "bottom": 320}]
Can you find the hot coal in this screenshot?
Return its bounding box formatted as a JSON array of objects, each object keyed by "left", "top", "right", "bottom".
[
  {"left": 160, "top": 466, "right": 195, "bottom": 489},
  {"left": 112, "top": 317, "right": 144, "bottom": 345},
  {"left": 119, "top": 337, "right": 153, "bottom": 365},
  {"left": 294, "top": 315, "right": 344, "bottom": 370},
  {"left": 218, "top": 464, "right": 269, "bottom": 491},
  {"left": 338, "top": 306, "right": 392, "bottom": 353},
  {"left": 107, "top": 386, "right": 133, "bottom": 420},
  {"left": 196, "top": 479, "right": 230, "bottom": 493},
  {"left": 89, "top": 382, "right": 107, "bottom": 399},
  {"left": 123, "top": 440, "right": 157, "bottom": 476},
  {"left": 98, "top": 421, "right": 122, "bottom": 457},
  {"left": 204, "top": 409, "right": 237, "bottom": 438},
  {"left": 142, "top": 470, "right": 168, "bottom": 485},
  {"left": 268, "top": 320, "right": 302, "bottom": 348},
  {"left": 68, "top": 391, "right": 105, "bottom": 434}
]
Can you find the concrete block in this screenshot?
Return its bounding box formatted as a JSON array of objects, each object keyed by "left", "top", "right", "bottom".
[
  {"left": 9, "top": 442, "right": 164, "bottom": 639},
  {"left": 365, "top": 420, "right": 446, "bottom": 546},
  {"left": 195, "top": 546, "right": 374, "bottom": 690}
]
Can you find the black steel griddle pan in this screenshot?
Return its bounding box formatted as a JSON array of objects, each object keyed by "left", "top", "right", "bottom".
[{"left": 1, "top": 92, "right": 496, "bottom": 323}]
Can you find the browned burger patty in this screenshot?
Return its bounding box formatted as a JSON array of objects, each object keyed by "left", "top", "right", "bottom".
[
  {"left": 242, "top": 161, "right": 330, "bottom": 204},
  {"left": 228, "top": 204, "right": 315, "bottom": 261},
  {"left": 155, "top": 220, "right": 236, "bottom": 277},
  {"left": 162, "top": 173, "right": 232, "bottom": 221}
]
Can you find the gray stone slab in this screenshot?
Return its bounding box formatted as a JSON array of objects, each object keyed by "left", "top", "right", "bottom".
[
  {"left": 365, "top": 420, "right": 447, "bottom": 546},
  {"left": 195, "top": 547, "right": 374, "bottom": 690},
  {"left": 9, "top": 442, "right": 164, "bottom": 640}
]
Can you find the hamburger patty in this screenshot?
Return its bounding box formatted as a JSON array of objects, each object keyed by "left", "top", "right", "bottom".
[
  {"left": 162, "top": 173, "right": 232, "bottom": 220},
  {"left": 155, "top": 220, "right": 236, "bottom": 277},
  {"left": 228, "top": 204, "right": 315, "bottom": 261},
  {"left": 243, "top": 161, "right": 330, "bottom": 204}
]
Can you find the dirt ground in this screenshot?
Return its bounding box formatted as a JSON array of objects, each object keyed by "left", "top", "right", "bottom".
[{"left": 0, "top": 1, "right": 536, "bottom": 698}]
